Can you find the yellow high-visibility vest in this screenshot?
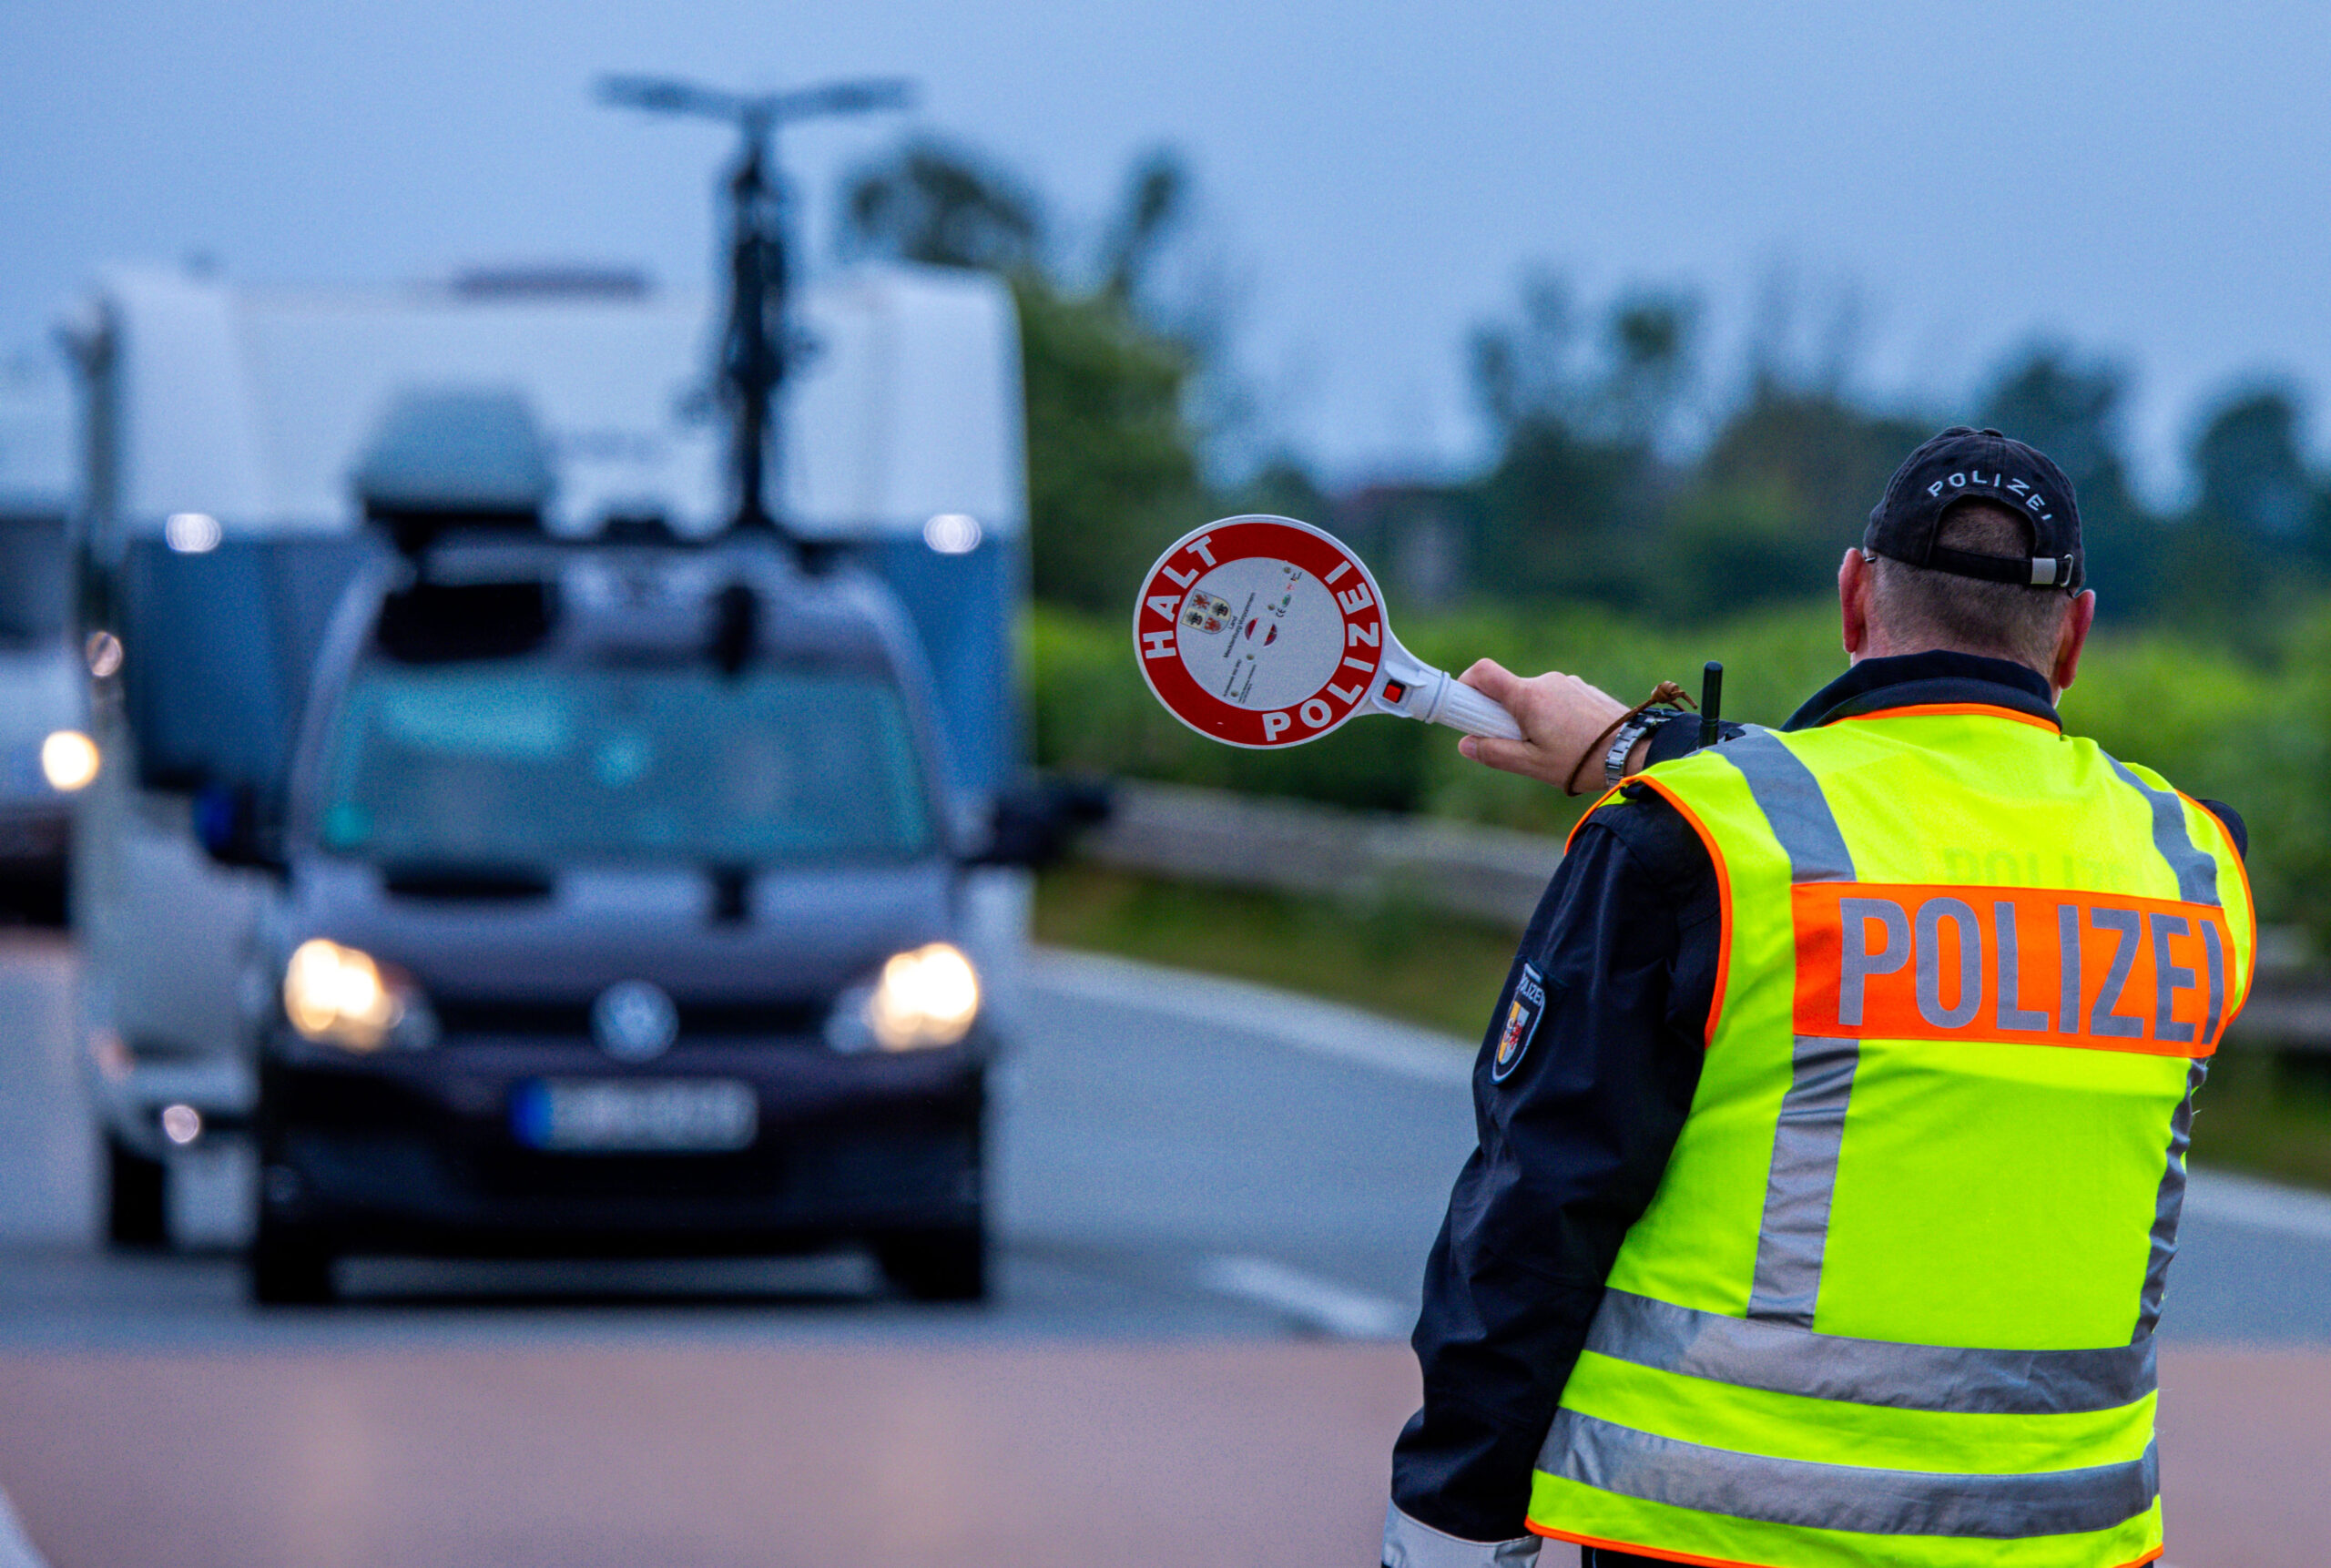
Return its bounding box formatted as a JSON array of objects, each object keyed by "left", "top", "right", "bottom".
[{"left": 1528, "top": 703, "right": 2255, "bottom": 1568}]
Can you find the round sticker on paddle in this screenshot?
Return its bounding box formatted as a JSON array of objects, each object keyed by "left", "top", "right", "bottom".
[{"left": 1133, "top": 515, "right": 1522, "bottom": 749}]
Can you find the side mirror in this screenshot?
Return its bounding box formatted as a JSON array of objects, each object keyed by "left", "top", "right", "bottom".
[
  {"left": 973, "top": 777, "right": 1114, "bottom": 869},
  {"left": 193, "top": 782, "right": 287, "bottom": 874}
]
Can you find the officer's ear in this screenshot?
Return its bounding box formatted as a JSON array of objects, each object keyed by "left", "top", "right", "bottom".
[
  {"left": 2051, "top": 589, "right": 2097, "bottom": 696},
  {"left": 1838, "top": 549, "right": 1874, "bottom": 661}
]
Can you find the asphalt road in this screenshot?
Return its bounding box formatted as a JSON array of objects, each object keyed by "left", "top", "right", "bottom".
[{"left": 0, "top": 932, "right": 2326, "bottom": 1566}]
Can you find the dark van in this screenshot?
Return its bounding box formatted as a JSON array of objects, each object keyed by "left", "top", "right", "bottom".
[{"left": 242, "top": 535, "right": 996, "bottom": 1304}]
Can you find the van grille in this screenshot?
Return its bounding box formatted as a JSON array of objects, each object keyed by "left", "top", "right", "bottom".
[{"left": 432, "top": 998, "right": 829, "bottom": 1040}]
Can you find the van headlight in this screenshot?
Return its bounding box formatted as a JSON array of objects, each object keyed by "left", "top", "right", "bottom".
[
  {"left": 282, "top": 938, "right": 438, "bottom": 1052},
  {"left": 829, "top": 942, "right": 981, "bottom": 1052},
  {"left": 41, "top": 730, "right": 100, "bottom": 791}
]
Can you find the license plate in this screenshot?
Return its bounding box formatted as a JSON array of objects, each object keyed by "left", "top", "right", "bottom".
[{"left": 510, "top": 1079, "right": 758, "bottom": 1153}]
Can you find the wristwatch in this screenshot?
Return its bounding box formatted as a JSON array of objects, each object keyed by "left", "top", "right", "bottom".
[{"left": 1603, "top": 710, "right": 1663, "bottom": 785}]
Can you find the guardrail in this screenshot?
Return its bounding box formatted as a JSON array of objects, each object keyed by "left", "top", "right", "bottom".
[
  {"left": 1076, "top": 779, "right": 1562, "bottom": 929},
  {"left": 2223, "top": 987, "right": 2331, "bottom": 1051},
  {"left": 1075, "top": 779, "right": 2331, "bottom": 1051}
]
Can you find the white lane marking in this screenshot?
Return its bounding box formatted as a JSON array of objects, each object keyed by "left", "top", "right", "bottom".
[
  {"left": 1029, "top": 948, "right": 1474, "bottom": 1087},
  {"left": 1199, "top": 1254, "right": 1413, "bottom": 1339},
  {"left": 0, "top": 1491, "right": 50, "bottom": 1568},
  {"left": 2184, "top": 1167, "right": 2331, "bottom": 1242}
]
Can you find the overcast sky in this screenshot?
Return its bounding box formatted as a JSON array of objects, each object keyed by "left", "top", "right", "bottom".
[{"left": 5, "top": 0, "right": 2327, "bottom": 499}]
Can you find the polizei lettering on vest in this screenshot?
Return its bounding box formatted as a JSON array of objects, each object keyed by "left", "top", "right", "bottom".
[{"left": 1796, "top": 882, "right": 2232, "bottom": 1055}]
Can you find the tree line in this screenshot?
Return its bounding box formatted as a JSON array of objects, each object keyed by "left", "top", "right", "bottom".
[{"left": 840, "top": 138, "right": 2327, "bottom": 644}]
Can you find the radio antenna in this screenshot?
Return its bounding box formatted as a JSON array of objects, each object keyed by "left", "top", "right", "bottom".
[{"left": 597, "top": 74, "right": 916, "bottom": 545}]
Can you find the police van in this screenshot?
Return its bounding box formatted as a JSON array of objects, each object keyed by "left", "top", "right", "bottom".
[{"left": 69, "top": 262, "right": 1038, "bottom": 1300}]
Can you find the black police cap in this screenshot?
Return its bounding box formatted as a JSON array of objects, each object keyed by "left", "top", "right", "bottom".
[{"left": 1865, "top": 427, "right": 2083, "bottom": 592}]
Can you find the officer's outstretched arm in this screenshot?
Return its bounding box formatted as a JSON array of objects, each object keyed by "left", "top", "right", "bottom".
[{"left": 1452, "top": 659, "right": 1633, "bottom": 789}]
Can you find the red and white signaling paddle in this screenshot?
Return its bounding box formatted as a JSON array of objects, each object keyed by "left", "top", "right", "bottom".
[{"left": 1133, "top": 515, "right": 1523, "bottom": 750}]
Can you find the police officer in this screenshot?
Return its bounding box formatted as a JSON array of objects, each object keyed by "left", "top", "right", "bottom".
[{"left": 1382, "top": 428, "right": 2254, "bottom": 1568}]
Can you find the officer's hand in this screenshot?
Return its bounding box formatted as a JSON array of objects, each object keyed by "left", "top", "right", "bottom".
[{"left": 1453, "top": 658, "right": 1628, "bottom": 791}]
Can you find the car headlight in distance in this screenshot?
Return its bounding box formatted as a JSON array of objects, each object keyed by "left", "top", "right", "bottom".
[
  {"left": 282, "top": 938, "right": 437, "bottom": 1052},
  {"left": 40, "top": 730, "right": 100, "bottom": 791},
  {"left": 861, "top": 942, "right": 981, "bottom": 1051}
]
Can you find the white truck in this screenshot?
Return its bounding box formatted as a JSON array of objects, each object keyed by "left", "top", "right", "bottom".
[
  {"left": 68, "top": 260, "right": 1033, "bottom": 1249},
  {"left": 0, "top": 349, "right": 85, "bottom": 924}
]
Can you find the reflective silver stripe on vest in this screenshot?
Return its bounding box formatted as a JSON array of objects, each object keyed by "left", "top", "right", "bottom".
[
  {"left": 1722, "top": 730, "right": 1862, "bottom": 1328},
  {"left": 2203, "top": 920, "right": 2228, "bottom": 1043},
  {"left": 2106, "top": 757, "right": 2221, "bottom": 907},
  {"left": 1746, "top": 1035, "right": 1858, "bottom": 1327},
  {"left": 2105, "top": 755, "right": 2224, "bottom": 1337},
  {"left": 1585, "top": 1289, "right": 2157, "bottom": 1415},
  {"left": 2134, "top": 1057, "right": 2209, "bottom": 1339},
  {"left": 1723, "top": 728, "right": 1857, "bottom": 883},
  {"left": 1538, "top": 1410, "right": 2158, "bottom": 1540}
]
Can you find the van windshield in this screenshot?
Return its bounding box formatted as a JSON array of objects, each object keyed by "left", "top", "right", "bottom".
[{"left": 314, "top": 659, "right": 936, "bottom": 868}]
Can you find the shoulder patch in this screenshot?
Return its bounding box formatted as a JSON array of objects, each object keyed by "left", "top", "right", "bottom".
[{"left": 1491, "top": 962, "right": 1548, "bottom": 1084}]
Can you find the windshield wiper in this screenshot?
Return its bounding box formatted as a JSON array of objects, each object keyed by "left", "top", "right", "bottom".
[
  {"left": 707, "top": 861, "right": 751, "bottom": 924},
  {"left": 380, "top": 860, "right": 556, "bottom": 901}
]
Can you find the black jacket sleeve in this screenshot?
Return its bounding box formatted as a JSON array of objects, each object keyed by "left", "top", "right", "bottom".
[
  {"left": 1389, "top": 786, "right": 1721, "bottom": 1543},
  {"left": 2198, "top": 799, "right": 2247, "bottom": 859}
]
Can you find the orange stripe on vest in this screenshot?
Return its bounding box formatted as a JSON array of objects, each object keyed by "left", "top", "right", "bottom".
[{"left": 1792, "top": 882, "right": 2234, "bottom": 1056}]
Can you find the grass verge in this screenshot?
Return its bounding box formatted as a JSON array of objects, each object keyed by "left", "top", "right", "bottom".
[
  {"left": 2187, "top": 1050, "right": 2331, "bottom": 1190},
  {"left": 1033, "top": 862, "right": 1517, "bottom": 1043}
]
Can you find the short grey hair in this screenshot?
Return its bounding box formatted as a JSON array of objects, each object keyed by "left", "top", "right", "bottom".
[{"left": 1866, "top": 503, "right": 2072, "bottom": 675}]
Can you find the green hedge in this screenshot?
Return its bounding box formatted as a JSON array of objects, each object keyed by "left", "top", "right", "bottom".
[{"left": 1032, "top": 599, "right": 2331, "bottom": 937}]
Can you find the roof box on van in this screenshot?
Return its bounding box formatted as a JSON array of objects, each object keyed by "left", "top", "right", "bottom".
[{"left": 354, "top": 389, "right": 554, "bottom": 554}]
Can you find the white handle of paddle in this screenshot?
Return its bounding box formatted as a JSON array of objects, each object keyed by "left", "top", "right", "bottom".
[
  {"left": 1368, "top": 632, "right": 1524, "bottom": 739},
  {"left": 1420, "top": 669, "right": 1524, "bottom": 740}
]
